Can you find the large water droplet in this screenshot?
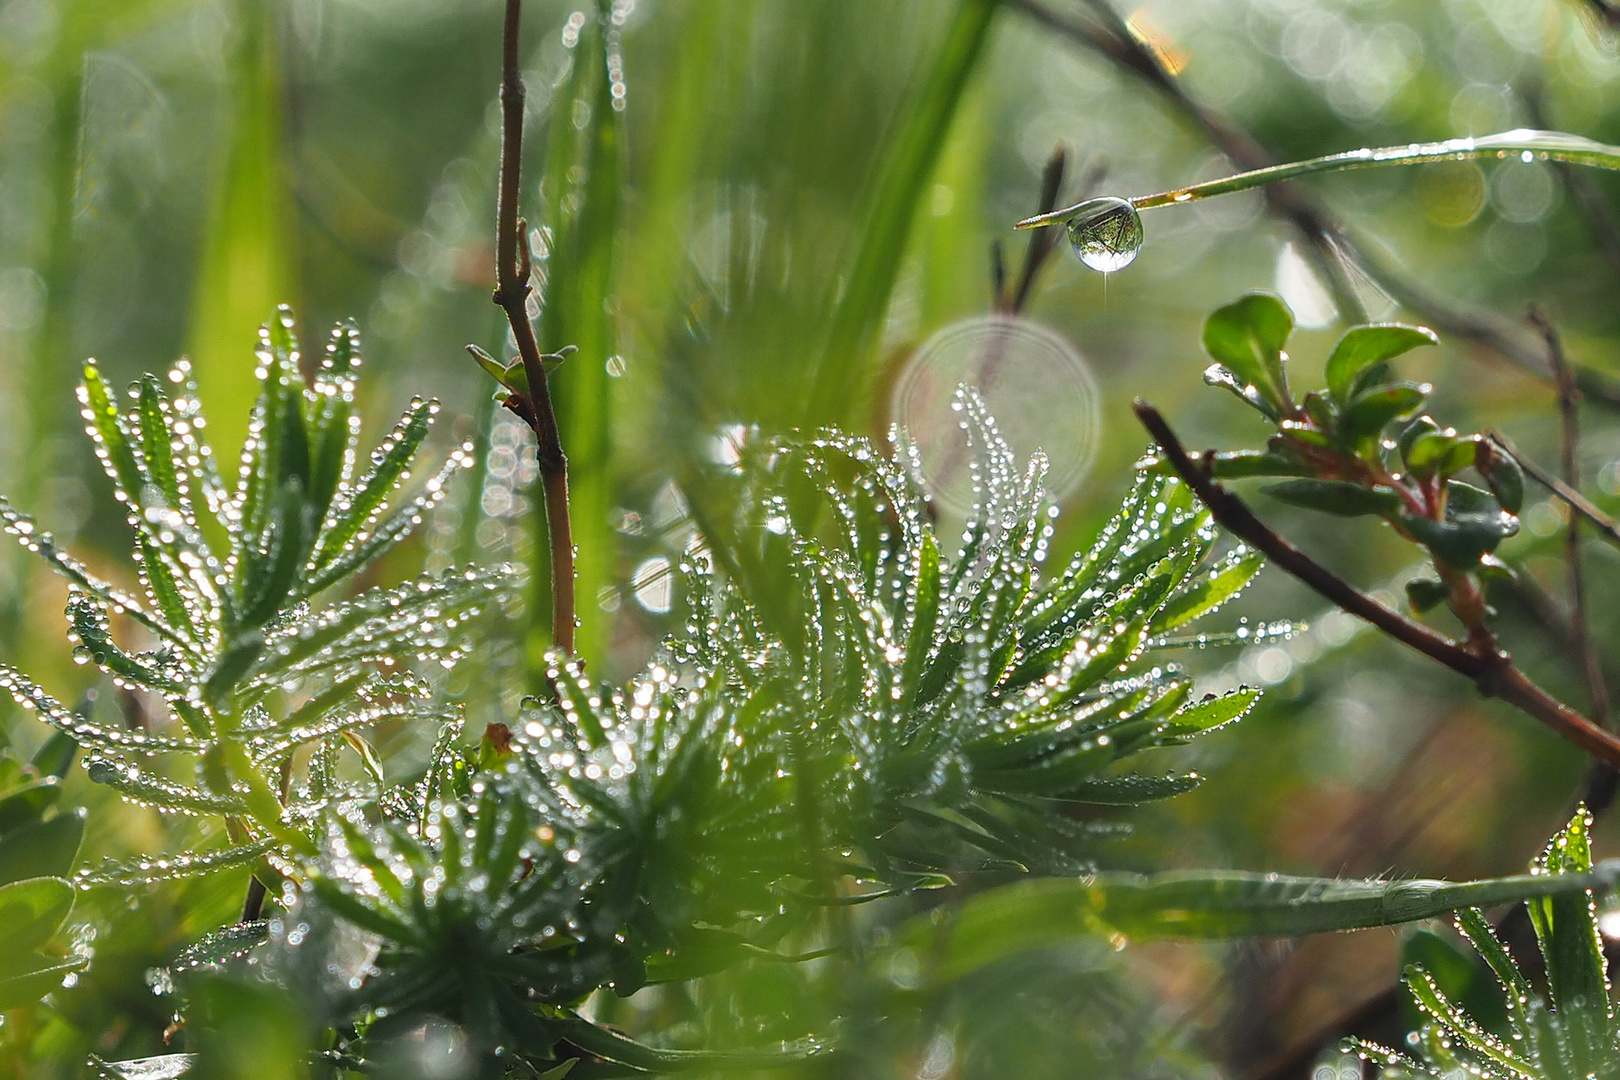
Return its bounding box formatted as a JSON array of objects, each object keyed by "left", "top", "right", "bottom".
[{"left": 1065, "top": 197, "right": 1143, "bottom": 273}]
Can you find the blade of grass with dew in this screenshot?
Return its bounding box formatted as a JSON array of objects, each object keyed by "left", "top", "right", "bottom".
[{"left": 805, "top": 0, "right": 1001, "bottom": 429}]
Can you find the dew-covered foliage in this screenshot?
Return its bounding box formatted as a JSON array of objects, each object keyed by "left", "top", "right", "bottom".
[
  {"left": 0, "top": 307, "right": 515, "bottom": 887},
  {"left": 248, "top": 390, "right": 1269, "bottom": 1073},
  {"left": 1354, "top": 808, "right": 1620, "bottom": 1080},
  {"left": 1172, "top": 292, "right": 1523, "bottom": 628}
]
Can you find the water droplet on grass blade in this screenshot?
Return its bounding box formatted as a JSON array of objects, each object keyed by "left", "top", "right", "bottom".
[{"left": 1065, "top": 197, "right": 1144, "bottom": 272}]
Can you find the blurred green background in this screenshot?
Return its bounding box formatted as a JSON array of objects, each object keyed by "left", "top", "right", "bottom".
[{"left": 5, "top": 0, "right": 1620, "bottom": 1073}]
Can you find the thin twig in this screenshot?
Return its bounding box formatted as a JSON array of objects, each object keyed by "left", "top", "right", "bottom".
[
  {"left": 1009, "top": 0, "right": 1620, "bottom": 410},
  {"left": 1487, "top": 430, "right": 1620, "bottom": 552},
  {"left": 1528, "top": 308, "right": 1611, "bottom": 726},
  {"left": 1133, "top": 400, "right": 1620, "bottom": 768},
  {"left": 493, "top": 0, "right": 575, "bottom": 656}
]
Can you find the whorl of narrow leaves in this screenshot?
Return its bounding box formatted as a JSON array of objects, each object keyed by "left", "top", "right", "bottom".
[
  {"left": 0, "top": 308, "right": 514, "bottom": 881},
  {"left": 299, "top": 389, "right": 1267, "bottom": 1073},
  {"left": 1353, "top": 808, "right": 1620, "bottom": 1080}
]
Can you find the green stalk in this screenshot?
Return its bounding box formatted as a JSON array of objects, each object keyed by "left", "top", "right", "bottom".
[
  {"left": 1017, "top": 128, "right": 1620, "bottom": 227},
  {"left": 806, "top": 0, "right": 1001, "bottom": 428}
]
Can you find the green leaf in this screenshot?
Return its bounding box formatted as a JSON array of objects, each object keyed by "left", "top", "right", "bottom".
[
  {"left": 135, "top": 376, "right": 184, "bottom": 510},
  {"left": 79, "top": 361, "right": 147, "bottom": 502},
  {"left": 310, "top": 397, "right": 435, "bottom": 573},
  {"left": 1402, "top": 966, "right": 1529, "bottom": 1080},
  {"left": 467, "top": 344, "right": 512, "bottom": 387},
  {"left": 1527, "top": 809, "right": 1608, "bottom": 1031},
  {"left": 1165, "top": 687, "right": 1261, "bottom": 737},
  {"left": 237, "top": 481, "right": 311, "bottom": 628},
  {"left": 902, "top": 532, "right": 942, "bottom": 705},
  {"left": 1153, "top": 547, "right": 1264, "bottom": 631},
  {"left": 1202, "top": 293, "right": 1294, "bottom": 415},
  {"left": 1400, "top": 482, "right": 1517, "bottom": 568},
  {"left": 137, "top": 533, "right": 201, "bottom": 645},
  {"left": 1263, "top": 479, "right": 1402, "bottom": 518},
  {"left": 1202, "top": 364, "right": 1281, "bottom": 421},
  {"left": 1325, "top": 323, "right": 1438, "bottom": 403},
  {"left": 0, "top": 780, "right": 61, "bottom": 834},
  {"left": 273, "top": 382, "right": 313, "bottom": 498},
  {"left": 1475, "top": 440, "right": 1525, "bottom": 514},
  {"left": 29, "top": 732, "right": 77, "bottom": 780},
  {"left": 1405, "top": 578, "right": 1451, "bottom": 614},
  {"left": 0, "top": 877, "right": 74, "bottom": 958},
  {"left": 0, "top": 810, "right": 84, "bottom": 886},
  {"left": 1339, "top": 382, "right": 1430, "bottom": 443},
  {"left": 1456, "top": 909, "right": 1529, "bottom": 1004},
  {"left": 919, "top": 863, "right": 1620, "bottom": 980},
  {"left": 1049, "top": 771, "right": 1205, "bottom": 805},
  {"left": 309, "top": 878, "right": 417, "bottom": 944},
  {"left": 1404, "top": 428, "right": 1476, "bottom": 479},
  {"left": 1349, "top": 360, "right": 1393, "bottom": 399},
  {"left": 1190, "top": 448, "right": 1313, "bottom": 480},
  {"left": 1401, "top": 928, "right": 1509, "bottom": 1038},
  {"left": 173, "top": 921, "right": 270, "bottom": 970},
  {"left": 1401, "top": 515, "right": 1503, "bottom": 569},
  {"left": 0, "top": 956, "right": 88, "bottom": 1012}
]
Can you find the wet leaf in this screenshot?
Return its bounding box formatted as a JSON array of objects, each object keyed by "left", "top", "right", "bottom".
[
  {"left": 1202, "top": 293, "right": 1294, "bottom": 415},
  {"left": 1325, "top": 323, "right": 1438, "bottom": 403}
]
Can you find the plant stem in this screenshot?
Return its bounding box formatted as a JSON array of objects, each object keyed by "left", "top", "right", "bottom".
[
  {"left": 493, "top": 0, "right": 575, "bottom": 656},
  {"left": 1489, "top": 430, "right": 1620, "bottom": 552},
  {"left": 1529, "top": 309, "right": 1611, "bottom": 726},
  {"left": 1134, "top": 400, "right": 1620, "bottom": 769}
]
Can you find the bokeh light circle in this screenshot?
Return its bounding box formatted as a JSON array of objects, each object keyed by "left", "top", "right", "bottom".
[{"left": 893, "top": 314, "right": 1101, "bottom": 513}]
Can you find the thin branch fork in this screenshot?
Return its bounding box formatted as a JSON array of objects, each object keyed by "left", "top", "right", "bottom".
[
  {"left": 1133, "top": 400, "right": 1620, "bottom": 769},
  {"left": 494, "top": 0, "right": 575, "bottom": 655}
]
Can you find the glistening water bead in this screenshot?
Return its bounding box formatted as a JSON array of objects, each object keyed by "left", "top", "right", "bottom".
[{"left": 1065, "top": 197, "right": 1144, "bottom": 273}]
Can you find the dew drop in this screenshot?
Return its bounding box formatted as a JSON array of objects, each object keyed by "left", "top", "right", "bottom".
[{"left": 1065, "top": 197, "right": 1144, "bottom": 273}]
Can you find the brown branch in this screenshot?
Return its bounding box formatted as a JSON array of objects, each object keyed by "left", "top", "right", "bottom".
[
  {"left": 1134, "top": 400, "right": 1620, "bottom": 769},
  {"left": 493, "top": 0, "right": 575, "bottom": 656},
  {"left": 1009, "top": 0, "right": 1620, "bottom": 410}
]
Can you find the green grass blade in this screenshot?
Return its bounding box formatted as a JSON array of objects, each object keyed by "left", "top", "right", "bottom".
[
  {"left": 187, "top": 1, "right": 294, "bottom": 462},
  {"left": 805, "top": 0, "right": 1001, "bottom": 427},
  {"left": 537, "top": 3, "right": 624, "bottom": 666},
  {"left": 920, "top": 864, "right": 1620, "bottom": 980}
]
